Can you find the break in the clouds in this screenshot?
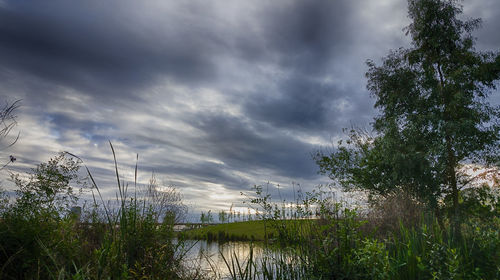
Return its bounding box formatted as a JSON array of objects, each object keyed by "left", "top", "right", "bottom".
[{"left": 0, "top": 0, "right": 499, "bottom": 213}]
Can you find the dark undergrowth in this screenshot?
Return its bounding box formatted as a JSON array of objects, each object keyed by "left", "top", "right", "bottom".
[
  {"left": 0, "top": 147, "right": 204, "bottom": 280},
  {"left": 217, "top": 185, "right": 500, "bottom": 280}
]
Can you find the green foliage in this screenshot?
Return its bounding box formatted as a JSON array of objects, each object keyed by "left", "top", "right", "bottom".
[
  {"left": 200, "top": 210, "right": 214, "bottom": 224},
  {"left": 0, "top": 153, "right": 85, "bottom": 279},
  {"left": 219, "top": 209, "right": 227, "bottom": 223},
  {"left": 220, "top": 245, "right": 306, "bottom": 280},
  {"left": 352, "top": 239, "right": 391, "bottom": 280},
  {"left": 459, "top": 184, "right": 500, "bottom": 223},
  {"left": 182, "top": 220, "right": 277, "bottom": 242},
  {"left": 228, "top": 181, "right": 500, "bottom": 279},
  {"left": 316, "top": 0, "right": 500, "bottom": 239},
  {"left": 1, "top": 154, "right": 498, "bottom": 279},
  {"left": 0, "top": 146, "right": 190, "bottom": 279},
  {"left": 11, "top": 153, "right": 84, "bottom": 217},
  {"left": 89, "top": 198, "right": 181, "bottom": 279}
]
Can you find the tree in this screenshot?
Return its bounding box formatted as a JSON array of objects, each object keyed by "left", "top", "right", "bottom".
[
  {"left": 11, "top": 153, "right": 85, "bottom": 217},
  {"left": 142, "top": 174, "right": 187, "bottom": 223},
  {"left": 316, "top": 0, "right": 500, "bottom": 238},
  {"left": 219, "top": 210, "right": 227, "bottom": 223},
  {"left": 200, "top": 210, "right": 213, "bottom": 224}
]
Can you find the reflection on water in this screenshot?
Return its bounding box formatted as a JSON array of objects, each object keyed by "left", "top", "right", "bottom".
[{"left": 180, "top": 240, "right": 266, "bottom": 279}]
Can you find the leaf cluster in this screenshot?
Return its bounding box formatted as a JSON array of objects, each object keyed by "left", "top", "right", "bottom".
[{"left": 11, "top": 153, "right": 85, "bottom": 216}]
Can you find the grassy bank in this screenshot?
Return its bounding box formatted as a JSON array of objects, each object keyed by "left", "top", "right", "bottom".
[
  {"left": 184, "top": 219, "right": 318, "bottom": 242},
  {"left": 181, "top": 220, "right": 276, "bottom": 241},
  {"left": 215, "top": 193, "right": 500, "bottom": 280},
  {"left": 181, "top": 219, "right": 318, "bottom": 242}
]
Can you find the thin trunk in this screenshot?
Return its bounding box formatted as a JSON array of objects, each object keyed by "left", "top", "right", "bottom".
[
  {"left": 437, "top": 62, "right": 461, "bottom": 241},
  {"left": 446, "top": 134, "right": 461, "bottom": 241},
  {"left": 434, "top": 202, "right": 445, "bottom": 232}
]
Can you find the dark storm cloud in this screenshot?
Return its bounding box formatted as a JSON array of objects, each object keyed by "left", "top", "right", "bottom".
[
  {"left": 189, "top": 113, "right": 318, "bottom": 180},
  {"left": 236, "top": 0, "right": 359, "bottom": 133},
  {"left": 45, "top": 113, "right": 113, "bottom": 135},
  {"left": 0, "top": 0, "right": 389, "bottom": 210},
  {"left": 0, "top": 1, "right": 217, "bottom": 99},
  {"left": 461, "top": 0, "right": 500, "bottom": 105},
  {"left": 244, "top": 76, "right": 348, "bottom": 132},
  {"left": 259, "top": 0, "right": 352, "bottom": 74}
]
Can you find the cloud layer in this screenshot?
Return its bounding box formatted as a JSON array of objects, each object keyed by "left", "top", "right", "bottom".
[{"left": 0, "top": 0, "right": 498, "bottom": 214}]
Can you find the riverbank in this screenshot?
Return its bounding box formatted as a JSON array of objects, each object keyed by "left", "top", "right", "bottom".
[
  {"left": 180, "top": 220, "right": 273, "bottom": 241},
  {"left": 180, "top": 219, "right": 315, "bottom": 242}
]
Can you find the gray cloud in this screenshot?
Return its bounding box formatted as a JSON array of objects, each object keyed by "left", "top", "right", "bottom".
[
  {"left": 259, "top": 0, "right": 352, "bottom": 74},
  {"left": 189, "top": 113, "right": 318, "bottom": 179},
  {"left": 0, "top": 1, "right": 219, "bottom": 100},
  {"left": 464, "top": 0, "right": 500, "bottom": 50},
  {"left": 244, "top": 76, "right": 344, "bottom": 132}
]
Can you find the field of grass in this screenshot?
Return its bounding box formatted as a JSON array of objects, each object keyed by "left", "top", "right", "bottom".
[
  {"left": 181, "top": 220, "right": 276, "bottom": 241},
  {"left": 181, "top": 219, "right": 315, "bottom": 242}
]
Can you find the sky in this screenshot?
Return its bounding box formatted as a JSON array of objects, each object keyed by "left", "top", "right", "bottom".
[{"left": 0, "top": 0, "right": 499, "bottom": 216}]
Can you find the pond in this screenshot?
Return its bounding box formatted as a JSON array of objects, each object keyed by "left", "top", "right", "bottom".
[{"left": 179, "top": 240, "right": 270, "bottom": 279}]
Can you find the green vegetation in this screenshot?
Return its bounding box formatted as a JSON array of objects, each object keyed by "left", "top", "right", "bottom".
[
  {"left": 218, "top": 184, "right": 500, "bottom": 279},
  {"left": 182, "top": 220, "right": 273, "bottom": 242},
  {"left": 0, "top": 148, "right": 197, "bottom": 280},
  {"left": 181, "top": 219, "right": 316, "bottom": 242},
  {"left": 315, "top": 0, "right": 500, "bottom": 239}
]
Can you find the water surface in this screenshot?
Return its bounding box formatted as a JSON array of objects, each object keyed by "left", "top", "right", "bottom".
[{"left": 180, "top": 240, "right": 267, "bottom": 278}]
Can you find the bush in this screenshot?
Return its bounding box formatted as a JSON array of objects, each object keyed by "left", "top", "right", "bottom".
[
  {"left": 365, "top": 192, "right": 427, "bottom": 238},
  {"left": 240, "top": 183, "right": 500, "bottom": 280},
  {"left": 0, "top": 153, "right": 83, "bottom": 279},
  {"left": 352, "top": 239, "right": 391, "bottom": 280},
  {"left": 0, "top": 148, "right": 190, "bottom": 279}
]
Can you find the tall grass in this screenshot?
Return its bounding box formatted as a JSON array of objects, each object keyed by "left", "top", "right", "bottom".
[
  {"left": 218, "top": 184, "right": 500, "bottom": 279},
  {"left": 0, "top": 144, "right": 194, "bottom": 279},
  {"left": 218, "top": 244, "right": 305, "bottom": 280},
  {"left": 80, "top": 144, "right": 186, "bottom": 279}
]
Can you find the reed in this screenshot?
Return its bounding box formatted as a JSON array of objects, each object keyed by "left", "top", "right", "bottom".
[
  {"left": 216, "top": 184, "right": 500, "bottom": 279},
  {"left": 0, "top": 144, "right": 192, "bottom": 279}
]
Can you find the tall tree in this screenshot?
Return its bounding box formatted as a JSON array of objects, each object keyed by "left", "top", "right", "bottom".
[{"left": 316, "top": 0, "right": 500, "bottom": 238}]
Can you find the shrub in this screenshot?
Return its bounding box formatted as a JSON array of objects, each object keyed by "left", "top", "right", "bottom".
[{"left": 0, "top": 146, "right": 190, "bottom": 279}]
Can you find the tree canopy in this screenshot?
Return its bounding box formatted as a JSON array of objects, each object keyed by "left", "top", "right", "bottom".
[{"left": 316, "top": 0, "right": 500, "bottom": 233}]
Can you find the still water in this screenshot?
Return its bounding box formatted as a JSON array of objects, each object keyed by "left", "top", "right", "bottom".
[{"left": 180, "top": 240, "right": 268, "bottom": 278}]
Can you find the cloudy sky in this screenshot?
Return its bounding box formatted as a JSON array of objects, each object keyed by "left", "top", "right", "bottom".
[{"left": 0, "top": 0, "right": 499, "bottom": 215}]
